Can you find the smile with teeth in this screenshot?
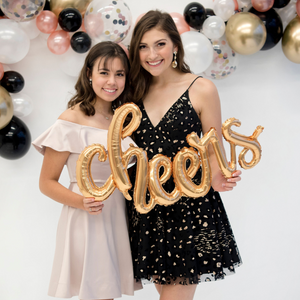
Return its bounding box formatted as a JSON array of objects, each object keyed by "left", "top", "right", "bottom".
[
  {"left": 103, "top": 88, "right": 117, "bottom": 93},
  {"left": 147, "top": 60, "right": 163, "bottom": 66}
]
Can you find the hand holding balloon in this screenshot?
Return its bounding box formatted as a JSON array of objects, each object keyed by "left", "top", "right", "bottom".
[
  {"left": 83, "top": 197, "right": 104, "bottom": 215},
  {"left": 212, "top": 170, "right": 242, "bottom": 192}
]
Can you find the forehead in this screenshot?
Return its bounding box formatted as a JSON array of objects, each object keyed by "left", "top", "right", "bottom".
[
  {"left": 140, "top": 28, "right": 170, "bottom": 43},
  {"left": 93, "top": 56, "right": 124, "bottom": 70}
]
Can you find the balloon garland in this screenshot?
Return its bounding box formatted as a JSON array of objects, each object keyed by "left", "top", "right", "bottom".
[{"left": 0, "top": 0, "right": 299, "bottom": 160}]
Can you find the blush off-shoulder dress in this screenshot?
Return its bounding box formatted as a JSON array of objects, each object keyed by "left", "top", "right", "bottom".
[{"left": 32, "top": 119, "right": 142, "bottom": 299}]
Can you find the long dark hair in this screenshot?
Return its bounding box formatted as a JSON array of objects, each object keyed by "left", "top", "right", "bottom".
[
  {"left": 129, "top": 10, "right": 191, "bottom": 104},
  {"left": 68, "top": 41, "right": 130, "bottom": 116}
]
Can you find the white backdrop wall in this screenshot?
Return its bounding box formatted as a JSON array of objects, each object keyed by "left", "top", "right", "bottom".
[{"left": 1, "top": 0, "right": 300, "bottom": 299}]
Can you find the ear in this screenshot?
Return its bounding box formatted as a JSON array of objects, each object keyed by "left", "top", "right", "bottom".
[
  {"left": 86, "top": 68, "right": 91, "bottom": 80},
  {"left": 174, "top": 45, "right": 178, "bottom": 53}
]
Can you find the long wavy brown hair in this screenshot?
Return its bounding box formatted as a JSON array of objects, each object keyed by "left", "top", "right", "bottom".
[
  {"left": 129, "top": 10, "right": 191, "bottom": 104},
  {"left": 68, "top": 41, "right": 130, "bottom": 116}
]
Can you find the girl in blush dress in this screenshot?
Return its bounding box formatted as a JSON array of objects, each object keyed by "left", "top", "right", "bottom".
[
  {"left": 126, "top": 10, "right": 242, "bottom": 300},
  {"left": 32, "top": 42, "right": 141, "bottom": 300}
]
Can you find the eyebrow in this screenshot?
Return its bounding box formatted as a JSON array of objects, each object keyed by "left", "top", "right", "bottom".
[
  {"left": 98, "top": 68, "right": 125, "bottom": 72},
  {"left": 139, "top": 38, "right": 167, "bottom": 45}
]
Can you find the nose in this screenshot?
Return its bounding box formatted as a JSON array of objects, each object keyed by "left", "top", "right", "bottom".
[
  {"left": 107, "top": 74, "right": 116, "bottom": 85},
  {"left": 148, "top": 47, "right": 158, "bottom": 60}
]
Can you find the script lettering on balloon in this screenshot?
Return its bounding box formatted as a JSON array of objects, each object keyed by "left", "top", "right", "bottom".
[{"left": 76, "top": 103, "right": 264, "bottom": 214}]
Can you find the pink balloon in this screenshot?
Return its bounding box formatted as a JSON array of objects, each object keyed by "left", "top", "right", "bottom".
[
  {"left": 135, "top": 13, "right": 146, "bottom": 25},
  {"left": 251, "top": 0, "right": 274, "bottom": 12},
  {"left": 0, "top": 63, "right": 4, "bottom": 80},
  {"left": 47, "top": 30, "right": 70, "bottom": 55},
  {"left": 297, "top": 0, "right": 300, "bottom": 17},
  {"left": 118, "top": 42, "right": 129, "bottom": 57},
  {"left": 170, "top": 12, "right": 190, "bottom": 34},
  {"left": 84, "top": 12, "right": 104, "bottom": 40},
  {"left": 36, "top": 11, "right": 58, "bottom": 34}
]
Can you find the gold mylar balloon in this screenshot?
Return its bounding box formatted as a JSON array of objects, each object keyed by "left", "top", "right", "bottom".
[
  {"left": 225, "top": 12, "right": 267, "bottom": 55},
  {"left": 50, "top": 0, "right": 92, "bottom": 17},
  {"left": 282, "top": 16, "right": 300, "bottom": 64},
  {"left": 0, "top": 86, "right": 14, "bottom": 130}
]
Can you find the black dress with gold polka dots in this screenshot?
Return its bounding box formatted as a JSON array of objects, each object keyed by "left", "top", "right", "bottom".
[{"left": 126, "top": 77, "right": 242, "bottom": 285}]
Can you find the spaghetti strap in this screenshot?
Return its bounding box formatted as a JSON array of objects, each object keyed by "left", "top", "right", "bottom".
[{"left": 187, "top": 76, "right": 202, "bottom": 90}]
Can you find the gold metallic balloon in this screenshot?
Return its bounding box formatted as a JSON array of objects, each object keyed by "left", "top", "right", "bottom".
[
  {"left": 50, "top": 0, "right": 92, "bottom": 17},
  {"left": 76, "top": 144, "right": 116, "bottom": 201},
  {"left": 0, "top": 86, "right": 14, "bottom": 130},
  {"left": 225, "top": 12, "right": 267, "bottom": 55},
  {"left": 282, "top": 16, "right": 300, "bottom": 64}
]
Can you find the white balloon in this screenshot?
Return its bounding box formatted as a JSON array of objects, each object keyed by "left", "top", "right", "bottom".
[
  {"left": 213, "top": 0, "right": 236, "bottom": 21},
  {"left": 275, "top": 2, "right": 297, "bottom": 29},
  {"left": 181, "top": 31, "right": 214, "bottom": 74},
  {"left": 11, "top": 93, "right": 33, "bottom": 118},
  {"left": 59, "top": 47, "right": 88, "bottom": 77},
  {"left": 202, "top": 16, "right": 226, "bottom": 40},
  {"left": 0, "top": 20, "right": 30, "bottom": 64},
  {"left": 19, "top": 19, "right": 40, "bottom": 40}
]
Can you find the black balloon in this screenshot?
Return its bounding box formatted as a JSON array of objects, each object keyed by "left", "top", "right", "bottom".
[
  {"left": 0, "top": 116, "right": 31, "bottom": 160},
  {"left": 43, "top": 0, "right": 50, "bottom": 11},
  {"left": 0, "top": 8, "right": 4, "bottom": 16},
  {"left": 205, "top": 8, "right": 216, "bottom": 18},
  {"left": 273, "top": 0, "right": 290, "bottom": 8},
  {"left": 58, "top": 8, "right": 82, "bottom": 32},
  {"left": 249, "top": 7, "right": 283, "bottom": 51},
  {"left": 71, "top": 32, "right": 92, "bottom": 53},
  {"left": 0, "top": 71, "right": 25, "bottom": 93},
  {"left": 183, "top": 2, "right": 206, "bottom": 30}
]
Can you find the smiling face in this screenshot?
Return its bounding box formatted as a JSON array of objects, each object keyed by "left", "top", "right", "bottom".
[
  {"left": 139, "top": 28, "right": 178, "bottom": 77},
  {"left": 89, "top": 57, "right": 126, "bottom": 103}
]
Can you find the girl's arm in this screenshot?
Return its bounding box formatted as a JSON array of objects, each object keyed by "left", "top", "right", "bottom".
[
  {"left": 39, "top": 147, "right": 103, "bottom": 214},
  {"left": 189, "top": 78, "right": 241, "bottom": 192}
]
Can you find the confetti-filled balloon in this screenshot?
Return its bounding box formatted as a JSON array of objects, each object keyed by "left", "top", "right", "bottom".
[
  {"left": 84, "top": 0, "right": 132, "bottom": 43},
  {"left": 0, "top": 0, "right": 45, "bottom": 22},
  {"left": 203, "top": 35, "right": 238, "bottom": 79}
]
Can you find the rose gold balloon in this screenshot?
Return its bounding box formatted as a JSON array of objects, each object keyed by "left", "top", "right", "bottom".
[
  {"left": 0, "top": 63, "right": 4, "bottom": 80},
  {"left": 47, "top": 30, "right": 70, "bottom": 55},
  {"left": 36, "top": 11, "right": 58, "bottom": 34},
  {"left": 170, "top": 12, "right": 190, "bottom": 34},
  {"left": 297, "top": 0, "right": 300, "bottom": 17},
  {"left": 251, "top": 0, "right": 274, "bottom": 12},
  {"left": 118, "top": 42, "right": 129, "bottom": 57},
  {"left": 135, "top": 13, "right": 145, "bottom": 25}
]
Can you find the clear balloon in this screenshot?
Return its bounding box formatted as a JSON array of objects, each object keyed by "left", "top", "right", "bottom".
[
  {"left": 47, "top": 30, "right": 70, "bottom": 54},
  {"left": 251, "top": 0, "right": 275, "bottom": 12},
  {"left": 202, "top": 16, "right": 226, "bottom": 40},
  {"left": 225, "top": 12, "right": 267, "bottom": 55},
  {"left": 11, "top": 93, "right": 33, "bottom": 118},
  {"left": 50, "top": 0, "right": 92, "bottom": 17},
  {"left": 0, "top": 0, "right": 45, "bottom": 22},
  {"left": 84, "top": 0, "right": 132, "bottom": 43},
  {"left": 36, "top": 10, "right": 58, "bottom": 34},
  {"left": 170, "top": 12, "right": 190, "bottom": 34},
  {"left": 19, "top": 19, "right": 40, "bottom": 39},
  {"left": 213, "top": 0, "right": 236, "bottom": 21},
  {"left": 0, "top": 19, "right": 30, "bottom": 64},
  {"left": 0, "top": 86, "right": 13, "bottom": 130},
  {"left": 282, "top": 16, "right": 300, "bottom": 63},
  {"left": 203, "top": 35, "right": 239, "bottom": 79},
  {"left": 181, "top": 31, "right": 214, "bottom": 74},
  {"left": 59, "top": 46, "right": 87, "bottom": 76}
]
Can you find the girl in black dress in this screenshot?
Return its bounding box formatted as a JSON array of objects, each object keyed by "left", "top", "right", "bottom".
[{"left": 127, "top": 10, "right": 242, "bottom": 300}]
